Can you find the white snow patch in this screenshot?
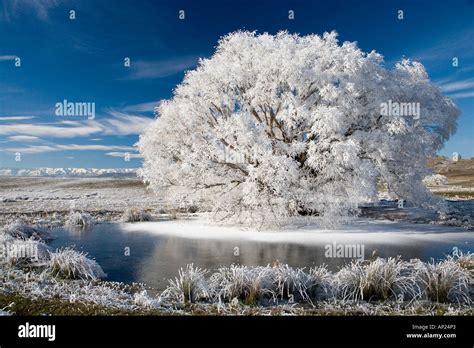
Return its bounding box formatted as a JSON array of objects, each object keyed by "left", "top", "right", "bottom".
[{"left": 121, "top": 218, "right": 472, "bottom": 246}]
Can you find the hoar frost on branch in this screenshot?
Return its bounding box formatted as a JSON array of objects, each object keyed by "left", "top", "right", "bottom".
[{"left": 138, "top": 31, "right": 459, "bottom": 228}]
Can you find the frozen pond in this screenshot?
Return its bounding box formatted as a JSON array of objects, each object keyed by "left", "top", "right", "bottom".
[{"left": 48, "top": 220, "right": 473, "bottom": 291}]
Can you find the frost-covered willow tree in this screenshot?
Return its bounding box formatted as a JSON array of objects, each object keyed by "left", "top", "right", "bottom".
[{"left": 138, "top": 31, "right": 459, "bottom": 227}]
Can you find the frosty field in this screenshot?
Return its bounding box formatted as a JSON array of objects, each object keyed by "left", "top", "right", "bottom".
[
  {"left": 0, "top": 176, "right": 161, "bottom": 226},
  {"left": 0, "top": 175, "right": 473, "bottom": 315}
]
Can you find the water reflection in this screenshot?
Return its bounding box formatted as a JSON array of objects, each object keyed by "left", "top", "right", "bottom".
[{"left": 48, "top": 223, "right": 471, "bottom": 291}]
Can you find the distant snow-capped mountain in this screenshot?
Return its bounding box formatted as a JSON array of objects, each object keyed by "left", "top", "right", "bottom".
[{"left": 0, "top": 167, "right": 137, "bottom": 177}]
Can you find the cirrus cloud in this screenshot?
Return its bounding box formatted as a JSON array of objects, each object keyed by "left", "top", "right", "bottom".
[{"left": 5, "top": 143, "right": 135, "bottom": 154}]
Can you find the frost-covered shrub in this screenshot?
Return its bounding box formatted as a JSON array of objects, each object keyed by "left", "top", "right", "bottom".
[
  {"left": 121, "top": 208, "right": 153, "bottom": 222},
  {"left": 48, "top": 247, "right": 105, "bottom": 280},
  {"left": 208, "top": 263, "right": 332, "bottom": 305},
  {"left": 209, "top": 264, "right": 275, "bottom": 305},
  {"left": 271, "top": 263, "right": 315, "bottom": 302},
  {"left": 308, "top": 265, "right": 334, "bottom": 300},
  {"left": 452, "top": 251, "right": 473, "bottom": 271},
  {"left": 187, "top": 205, "right": 199, "bottom": 214},
  {"left": 160, "top": 264, "right": 209, "bottom": 304},
  {"left": 423, "top": 174, "right": 448, "bottom": 187},
  {"left": 133, "top": 290, "right": 161, "bottom": 308},
  {"left": 335, "top": 257, "right": 419, "bottom": 302},
  {"left": 138, "top": 30, "right": 459, "bottom": 228},
  {"left": 66, "top": 211, "right": 95, "bottom": 227},
  {"left": 2, "top": 222, "right": 51, "bottom": 241},
  {"left": 415, "top": 258, "right": 471, "bottom": 304}
]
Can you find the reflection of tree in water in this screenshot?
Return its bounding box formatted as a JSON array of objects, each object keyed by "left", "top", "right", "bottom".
[
  {"left": 135, "top": 237, "right": 336, "bottom": 290},
  {"left": 134, "top": 236, "right": 459, "bottom": 291},
  {"left": 367, "top": 242, "right": 457, "bottom": 263},
  {"left": 63, "top": 224, "right": 95, "bottom": 236}
]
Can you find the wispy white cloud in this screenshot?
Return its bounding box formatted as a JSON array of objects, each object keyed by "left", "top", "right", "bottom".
[
  {"left": 123, "top": 56, "right": 198, "bottom": 80},
  {"left": 7, "top": 135, "right": 39, "bottom": 142},
  {"left": 413, "top": 28, "right": 474, "bottom": 65},
  {"left": 448, "top": 90, "right": 474, "bottom": 99},
  {"left": 4, "top": 145, "right": 55, "bottom": 154},
  {"left": 0, "top": 116, "right": 35, "bottom": 121},
  {"left": 122, "top": 101, "right": 159, "bottom": 113},
  {"left": 5, "top": 143, "right": 135, "bottom": 154},
  {"left": 105, "top": 152, "right": 142, "bottom": 158},
  {"left": 1, "top": 0, "right": 60, "bottom": 21},
  {"left": 70, "top": 34, "right": 106, "bottom": 55},
  {"left": 99, "top": 111, "right": 153, "bottom": 135},
  {"left": 55, "top": 144, "right": 134, "bottom": 151},
  {"left": 440, "top": 78, "right": 474, "bottom": 93},
  {"left": 0, "top": 122, "right": 102, "bottom": 138},
  {"left": 0, "top": 112, "right": 153, "bottom": 138},
  {"left": 0, "top": 55, "right": 17, "bottom": 61}
]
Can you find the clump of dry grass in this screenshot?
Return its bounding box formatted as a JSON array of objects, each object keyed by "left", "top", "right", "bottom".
[
  {"left": 414, "top": 257, "right": 471, "bottom": 304},
  {"left": 335, "top": 257, "right": 420, "bottom": 302},
  {"left": 65, "top": 211, "right": 95, "bottom": 227},
  {"left": 164, "top": 256, "right": 472, "bottom": 307},
  {"left": 121, "top": 208, "right": 153, "bottom": 222},
  {"left": 271, "top": 262, "right": 317, "bottom": 303},
  {"left": 209, "top": 263, "right": 333, "bottom": 305},
  {"left": 2, "top": 222, "right": 50, "bottom": 241},
  {"left": 48, "top": 247, "right": 105, "bottom": 280},
  {"left": 160, "top": 264, "right": 209, "bottom": 304},
  {"left": 209, "top": 264, "right": 274, "bottom": 305}
]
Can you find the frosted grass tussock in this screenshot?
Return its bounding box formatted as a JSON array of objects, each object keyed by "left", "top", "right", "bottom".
[
  {"left": 173, "top": 258, "right": 472, "bottom": 306},
  {"left": 48, "top": 247, "right": 105, "bottom": 280},
  {"left": 2, "top": 222, "right": 51, "bottom": 241},
  {"left": 308, "top": 265, "right": 334, "bottom": 300},
  {"left": 451, "top": 251, "right": 473, "bottom": 271},
  {"left": 121, "top": 208, "right": 153, "bottom": 222},
  {"left": 133, "top": 290, "right": 162, "bottom": 308},
  {"left": 65, "top": 211, "right": 95, "bottom": 227},
  {"left": 209, "top": 264, "right": 275, "bottom": 304},
  {"left": 414, "top": 257, "right": 472, "bottom": 304},
  {"left": 160, "top": 263, "right": 209, "bottom": 304},
  {"left": 208, "top": 263, "right": 333, "bottom": 305},
  {"left": 335, "top": 257, "right": 420, "bottom": 302},
  {"left": 271, "top": 263, "right": 316, "bottom": 303}
]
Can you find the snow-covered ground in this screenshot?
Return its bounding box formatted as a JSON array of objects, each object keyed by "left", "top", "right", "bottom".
[
  {"left": 0, "top": 177, "right": 162, "bottom": 225},
  {"left": 122, "top": 218, "right": 473, "bottom": 245},
  {"left": 0, "top": 176, "right": 473, "bottom": 229},
  {"left": 0, "top": 176, "right": 472, "bottom": 315}
]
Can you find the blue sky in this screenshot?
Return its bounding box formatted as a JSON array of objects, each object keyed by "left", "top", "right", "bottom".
[{"left": 0, "top": 0, "right": 473, "bottom": 168}]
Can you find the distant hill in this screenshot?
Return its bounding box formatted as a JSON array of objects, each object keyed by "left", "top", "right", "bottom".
[
  {"left": 427, "top": 156, "right": 474, "bottom": 175},
  {"left": 0, "top": 167, "right": 137, "bottom": 178},
  {"left": 1, "top": 157, "right": 472, "bottom": 179}
]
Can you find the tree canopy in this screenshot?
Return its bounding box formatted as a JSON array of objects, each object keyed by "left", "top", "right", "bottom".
[{"left": 138, "top": 31, "right": 459, "bottom": 227}]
